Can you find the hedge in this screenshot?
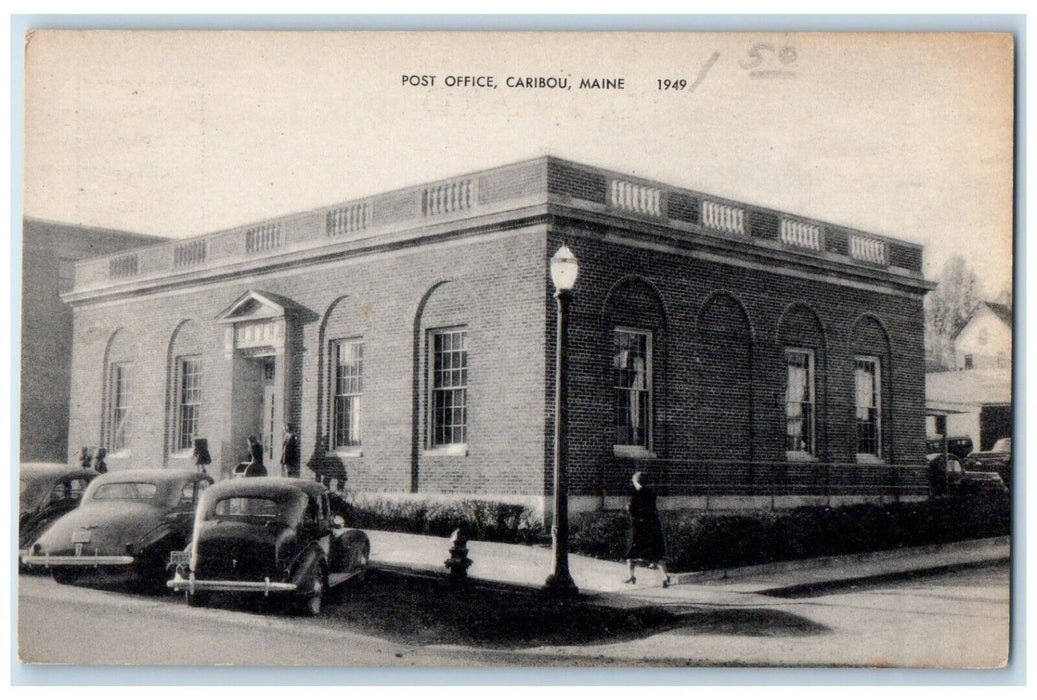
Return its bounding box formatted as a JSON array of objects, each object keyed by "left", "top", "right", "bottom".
[
  {"left": 569, "top": 497, "right": 1010, "bottom": 571},
  {"left": 331, "top": 494, "right": 547, "bottom": 544},
  {"left": 332, "top": 493, "right": 1009, "bottom": 572}
]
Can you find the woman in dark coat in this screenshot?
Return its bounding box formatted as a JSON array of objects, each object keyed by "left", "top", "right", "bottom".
[
  {"left": 193, "top": 438, "right": 212, "bottom": 475},
  {"left": 624, "top": 471, "right": 670, "bottom": 586},
  {"left": 244, "top": 436, "right": 266, "bottom": 477},
  {"left": 92, "top": 447, "right": 108, "bottom": 474}
]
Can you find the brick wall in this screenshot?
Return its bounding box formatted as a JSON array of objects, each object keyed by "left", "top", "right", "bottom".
[
  {"left": 20, "top": 219, "right": 165, "bottom": 462},
  {"left": 67, "top": 227, "right": 550, "bottom": 499},
  {"left": 547, "top": 225, "right": 927, "bottom": 500}
]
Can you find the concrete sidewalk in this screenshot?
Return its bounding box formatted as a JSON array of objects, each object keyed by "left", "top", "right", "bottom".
[{"left": 367, "top": 529, "right": 1010, "bottom": 604}]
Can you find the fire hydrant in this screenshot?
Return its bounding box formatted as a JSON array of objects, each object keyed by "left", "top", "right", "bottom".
[{"left": 444, "top": 529, "right": 472, "bottom": 580}]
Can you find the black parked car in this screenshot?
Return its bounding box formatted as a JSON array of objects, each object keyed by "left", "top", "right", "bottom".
[
  {"left": 19, "top": 463, "right": 98, "bottom": 556},
  {"left": 168, "top": 478, "right": 370, "bottom": 616},
  {"left": 965, "top": 438, "right": 1012, "bottom": 490},
  {"left": 927, "top": 453, "right": 1008, "bottom": 499}
]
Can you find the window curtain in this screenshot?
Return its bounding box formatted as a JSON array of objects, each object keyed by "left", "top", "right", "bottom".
[
  {"left": 629, "top": 356, "right": 645, "bottom": 442},
  {"left": 786, "top": 361, "right": 807, "bottom": 450},
  {"left": 855, "top": 363, "right": 875, "bottom": 420}
]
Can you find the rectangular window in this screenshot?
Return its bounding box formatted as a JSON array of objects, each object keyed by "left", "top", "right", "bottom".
[
  {"left": 109, "top": 363, "right": 132, "bottom": 452},
  {"left": 785, "top": 348, "right": 815, "bottom": 457},
  {"left": 855, "top": 356, "right": 881, "bottom": 459},
  {"left": 613, "top": 329, "right": 652, "bottom": 449},
  {"left": 332, "top": 339, "right": 363, "bottom": 449},
  {"left": 177, "top": 357, "right": 202, "bottom": 452},
  {"left": 429, "top": 328, "right": 468, "bottom": 447}
]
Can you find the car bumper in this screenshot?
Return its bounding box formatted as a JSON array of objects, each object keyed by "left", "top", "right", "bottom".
[
  {"left": 21, "top": 553, "right": 135, "bottom": 567},
  {"left": 167, "top": 573, "right": 297, "bottom": 596}
]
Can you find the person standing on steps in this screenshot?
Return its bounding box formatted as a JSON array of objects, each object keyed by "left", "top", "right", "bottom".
[
  {"left": 624, "top": 471, "right": 670, "bottom": 587},
  {"left": 280, "top": 424, "right": 301, "bottom": 478},
  {"left": 92, "top": 447, "right": 108, "bottom": 474},
  {"left": 244, "top": 435, "right": 266, "bottom": 477},
  {"left": 193, "top": 438, "right": 212, "bottom": 475}
]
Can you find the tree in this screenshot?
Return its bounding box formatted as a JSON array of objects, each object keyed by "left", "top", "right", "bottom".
[{"left": 924, "top": 256, "right": 980, "bottom": 370}]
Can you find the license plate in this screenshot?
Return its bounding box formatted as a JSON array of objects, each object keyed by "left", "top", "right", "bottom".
[
  {"left": 169, "top": 551, "right": 191, "bottom": 566},
  {"left": 72, "top": 529, "right": 92, "bottom": 544}
]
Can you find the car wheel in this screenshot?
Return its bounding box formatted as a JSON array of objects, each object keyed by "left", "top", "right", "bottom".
[
  {"left": 297, "top": 565, "right": 326, "bottom": 617},
  {"left": 140, "top": 543, "right": 180, "bottom": 593},
  {"left": 51, "top": 568, "right": 80, "bottom": 585}
]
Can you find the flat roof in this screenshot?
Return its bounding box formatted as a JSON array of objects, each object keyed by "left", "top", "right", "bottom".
[
  {"left": 925, "top": 367, "right": 1012, "bottom": 409},
  {"left": 61, "top": 156, "right": 932, "bottom": 303}
]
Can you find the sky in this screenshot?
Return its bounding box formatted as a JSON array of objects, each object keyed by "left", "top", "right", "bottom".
[{"left": 23, "top": 31, "right": 1015, "bottom": 296}]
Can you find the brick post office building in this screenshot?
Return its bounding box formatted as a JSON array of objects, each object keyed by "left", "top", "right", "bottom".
[{"left": 62, "top": 157, "right": 934, "bottom": 512}]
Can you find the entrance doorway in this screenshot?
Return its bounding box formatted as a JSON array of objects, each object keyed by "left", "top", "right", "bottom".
[
  {"left": 230, "top": 353, "right": 279, "bottom": 474},
  {"left": 216, "top": 290, "right": 295, "bottom": 479}
]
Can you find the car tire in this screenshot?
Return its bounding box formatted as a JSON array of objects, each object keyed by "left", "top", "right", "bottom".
[
  {"left": 139, "top": 541, "right": 180, "bottom": 594},
  {"left": 297, "top": 564, "right": 326, "bottom": 617},
  {"left": 51, "top": 568, "right": 80, "bottom": 585}
]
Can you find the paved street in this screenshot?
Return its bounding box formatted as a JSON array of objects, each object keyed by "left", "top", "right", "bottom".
[{"left": 17, "top": 562, "right": 1009, "bottom": 668}]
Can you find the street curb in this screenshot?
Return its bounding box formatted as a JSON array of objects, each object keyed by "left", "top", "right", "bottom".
[
  {"left": 755, "top": 556, "right": 1011, "bottom": 598},
  {"left": 672, "top": 535, "right": 1011, "bottom": 584}
]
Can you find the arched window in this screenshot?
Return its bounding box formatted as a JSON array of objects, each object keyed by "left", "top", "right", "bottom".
[
  {"left": 417, "top": 281, "right": 474, "bottom": 453},
  {"left": 604, "top": 278, "right": 666, "bottom": 457},
  {"left": 103, "top": 329, "right": 138, "bottom": 455},
  {"left": 777, "top": 305, "right": 826, "bottom": 460},
  {"left": 851, "top": 315, "right": 892, "bottom": 462},
  {"left": 166, "top": 320, "right": 206, "bottom": 457}
]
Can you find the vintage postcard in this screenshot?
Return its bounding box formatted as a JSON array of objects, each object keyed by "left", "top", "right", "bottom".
[{"left": 18, "top": 30, "right": 1014, "bottom": 670}]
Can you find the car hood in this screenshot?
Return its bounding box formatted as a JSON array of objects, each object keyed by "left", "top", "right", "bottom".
[{"left": 32, "top": 501, "right": 164, "bottom": 553}]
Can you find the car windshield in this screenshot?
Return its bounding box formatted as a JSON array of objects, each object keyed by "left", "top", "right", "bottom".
[
  {"left": 91, "top": 482, "right": 158, "bottom": 502},
  {"left": 208, "top": 495, "right": 303, "bottom": 525},
  {"left": 992, "top": 438, "right": 1011, "bottom": 452}
]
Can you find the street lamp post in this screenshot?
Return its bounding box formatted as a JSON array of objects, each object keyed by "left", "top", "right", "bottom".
[{"left": 544, "top": 245, "right": 579, "bottom": 596}]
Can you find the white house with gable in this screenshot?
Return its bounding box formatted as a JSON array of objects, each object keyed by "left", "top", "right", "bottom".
[{"left": 951, "top": 301, "right": 1012, "bottom": 370}]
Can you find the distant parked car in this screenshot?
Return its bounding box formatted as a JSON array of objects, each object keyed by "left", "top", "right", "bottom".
[
  {"left": 924, "top": 436, "right": 974, "bottom": 461},
  {"left": 927, "top": 453, "right": 1008, "bottom": 499},
  {"left": 19, "top": 463, "right": 98, "bottom": 554},
  {"left": 21, "top": 469, "right": 213, "bottom": 589},
  {"left": 168, "top": 478, "right": 369, "bottom": 616},
  {"left": 965, "top": 437, "right": 1012, "bottom": 490}
]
